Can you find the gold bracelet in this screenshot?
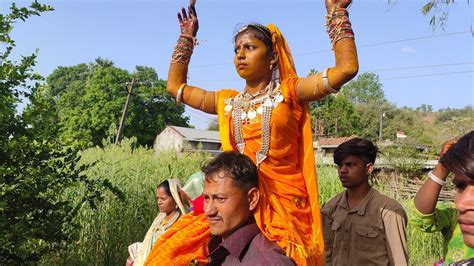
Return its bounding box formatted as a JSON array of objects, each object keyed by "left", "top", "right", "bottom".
[{"left": 176, "top": 83, "right": 186, "bottom": 105}]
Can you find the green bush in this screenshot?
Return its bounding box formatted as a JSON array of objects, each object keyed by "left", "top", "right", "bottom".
[{"left": 40, "top": 138, "right": 207, "bottom": 265}]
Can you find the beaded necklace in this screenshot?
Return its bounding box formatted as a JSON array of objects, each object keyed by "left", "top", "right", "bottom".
[{"left": 224, "top": 81, "right": 284, "bottom": 166}]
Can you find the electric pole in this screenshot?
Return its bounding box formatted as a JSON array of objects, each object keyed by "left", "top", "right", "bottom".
[
  {"left": 115, "top": 78, "right": 137, "bottom": 145},
  {"left": 379, "top": 111, "right": 385, "bottom": 142}
]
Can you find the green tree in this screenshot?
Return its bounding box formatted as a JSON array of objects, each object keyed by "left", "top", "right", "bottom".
[
  {"left": 307, "top": 68, "right": 318, "bottom": 77},
  {"left": 383, "top": 106, "right": 428, "bottom": 143},
  {"left": 311, "top": 95, "right": 361, "bottom": 137},
  {"left": 1, "top": 3, "right": 122, "bottom": 263},
  {"left": 337, "top": 72, "right": 388, "bottom": 139},
  {"left": 27, "top": 60, "right": 189, "bottom": 148},
  {"left": 340, "top": 72, "right": 386, "bottom": 105},
  {"left": 308, "top": 69, "right": 361, "bottom": 138},
  {"left": 389, "top": 0, "right": 470, "bottom": 29},
  {"left": 207, "top": 118, "right": 219, "bottom": 131},
  {"left": 0, "top": 2, "right": 75, "bottom": 263},
  {"left": 415, "top": 104, "right": 433, "bottom": 113},
  {"left": 431, "top": 106, "right": 474, "bottom": 144},
  {"left": 354, "top": 101, "right": 395, "bottom": 140},
  {"left": 421, "top": 0, "right": 458, "bottom": 29}
]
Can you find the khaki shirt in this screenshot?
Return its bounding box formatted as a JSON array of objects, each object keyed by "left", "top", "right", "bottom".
[{"left": 321, "top": 188, "right": 408, "bottom": 266}]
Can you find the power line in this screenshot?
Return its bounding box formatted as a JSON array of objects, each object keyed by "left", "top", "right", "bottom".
[
  {"left": 381, "top": 70, "right": 474, "bottom": 80},
  {"left": 185, "top": 106, "right": 214, "bottom": 123},
  {"left": 365, "top": 62, "right": 474, "bottom": 73},
  {"left": 358, "top": 31, "right": 471, "bottom": 49},
  {"left": 192, "top": 30, "right": 472, "bottom": 68},
  {"left": 190, "top": 69, "right": 474, "bottom": 84}
]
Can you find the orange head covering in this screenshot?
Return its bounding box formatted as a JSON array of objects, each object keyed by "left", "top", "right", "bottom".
[{"left": 267, "top": 24, "right": 298, "bottom": 80}]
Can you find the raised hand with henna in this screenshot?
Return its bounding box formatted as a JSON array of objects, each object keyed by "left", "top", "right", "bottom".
[
  {"left": 177, "top": 5, "right": 198, "bottom": 37},
  {"left": 325, "top": 0, "right": 352, "bottom": 13}
]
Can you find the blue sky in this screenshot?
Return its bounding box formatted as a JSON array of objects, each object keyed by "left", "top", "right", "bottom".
[{"left": 3, "top": 0, "right": 473, "bottom": 129}]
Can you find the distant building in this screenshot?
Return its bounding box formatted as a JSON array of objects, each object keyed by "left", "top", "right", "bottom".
[
  {"left": 314, "top": 136, "right": 435, "bottom": 169},
  {"left": 314, "top": 136, "right": 356, "bottom": 157},
  {"left": 154, "top": 126, "right": 221, "bottom": 154},
  {"left": 377, "top": 140, "right": 430, "bottom": 152}
]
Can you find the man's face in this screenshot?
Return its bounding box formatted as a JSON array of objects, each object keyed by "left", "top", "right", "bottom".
[
  {"left": 203, "top": 171, "right": 255, "bottom": 239},
  {"left": 336, "top": 155, "right": 373, "bottom": 189},
  {"left": 453, "top": 173, "right": 474, "bottom": 248}
]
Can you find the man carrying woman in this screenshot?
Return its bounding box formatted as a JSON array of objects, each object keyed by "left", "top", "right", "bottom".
[{"left": 145, "top": 0, "right": 359, "bottom": 264}]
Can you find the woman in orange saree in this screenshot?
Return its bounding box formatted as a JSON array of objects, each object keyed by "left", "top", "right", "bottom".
[{"left": 145, "top": 0, "right": 358, "bottom": 265}]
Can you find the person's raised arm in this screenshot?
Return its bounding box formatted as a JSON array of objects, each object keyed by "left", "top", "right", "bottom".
[
  {"left": 414, "top": 140, "right": 457, "bottom": 214},
  {"left": 297, "top": 0, "right": 358, "bottom": 102},
  {"left": 166, "top": 5, "right": 217, "bottom": 114}
]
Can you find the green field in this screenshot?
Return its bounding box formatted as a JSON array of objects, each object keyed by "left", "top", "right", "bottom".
[{"left": 41, "top": 140, "right": 444, "bottom": 265}]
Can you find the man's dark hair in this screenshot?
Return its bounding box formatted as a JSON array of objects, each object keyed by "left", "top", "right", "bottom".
[
  {"left": 440, "top": 131, "right": 474, "bottom": 180},
  {"left": 201, "top": 151, "right": 258, "bottom": 191},
  {"left": 334, "top": 138, "right": 378, "bottom": 165}
]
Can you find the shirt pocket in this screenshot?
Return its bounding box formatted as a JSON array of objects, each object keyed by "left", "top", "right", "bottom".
[{"left": 355, "top": 225, "right": 381, "bottom": 251}]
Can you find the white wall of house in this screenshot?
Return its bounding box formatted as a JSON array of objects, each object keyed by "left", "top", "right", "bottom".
[{"left": 154, "top": 127, "right": 184, "bottom": 153}]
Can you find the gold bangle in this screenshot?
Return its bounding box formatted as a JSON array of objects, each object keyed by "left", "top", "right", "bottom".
[{"left": 176, "top": 83, "right": 186, "bottom": 105}]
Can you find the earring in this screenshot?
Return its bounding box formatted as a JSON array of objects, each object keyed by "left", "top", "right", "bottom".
[{"left": 271, "top": 65, "right": 280, "bottom": 84}]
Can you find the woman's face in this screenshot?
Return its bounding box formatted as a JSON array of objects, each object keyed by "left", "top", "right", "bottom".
[
  {"left": 157, "top": 186, "right": 177, "bottom": 215},
  {"left": 453, "top": 173, "right": 474, "bottom": 248},
  {"left": 233, "top": 32, "right": 273, "bottom": 82}
]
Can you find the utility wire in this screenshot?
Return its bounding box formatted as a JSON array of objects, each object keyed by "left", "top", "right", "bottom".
[
  {"left": 189, "top": 62, "right": 473, "bottom": 83},
  {"left": 192, "top": 30, "right": 471, "bottom": 68},
  {"left": 382, "top": 70, "right": 474, "bottom": 80},
  {"left": 365, "top": 62, "right": 474, "bottom": 72},
  {"left": 185, "top": 106, "right": 214, "bottom": 123},
  {"left": 357, "top": 31, "right": 471, "bottom": 49}
]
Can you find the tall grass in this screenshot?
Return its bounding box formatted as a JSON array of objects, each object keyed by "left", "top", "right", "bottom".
[
  {"left": 41, "top": 138, "right": 208, "bottom": 265},
  {"left": 42, "top": 141, "right": 443, "bottom": 265}
]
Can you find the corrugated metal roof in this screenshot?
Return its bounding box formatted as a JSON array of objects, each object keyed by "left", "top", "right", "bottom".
[
  {"left": 318, "top": 136, "right": 356, "bottom": 147},
  {"left": 170, "top": 126, "right": 221, "bottom": 143}
]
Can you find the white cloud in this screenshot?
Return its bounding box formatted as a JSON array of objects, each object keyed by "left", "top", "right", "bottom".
[{"left": 401, "top": 46, "right": 416, "bottom": 53}]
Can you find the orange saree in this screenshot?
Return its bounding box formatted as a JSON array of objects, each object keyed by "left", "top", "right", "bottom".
[{"left": 145, "top": 24, "right": 323, "bottom": 266}]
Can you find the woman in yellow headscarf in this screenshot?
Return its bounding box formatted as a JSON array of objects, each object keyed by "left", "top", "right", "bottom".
[{"left": 146, "top": 0, "right": 358, "bottom": 265}]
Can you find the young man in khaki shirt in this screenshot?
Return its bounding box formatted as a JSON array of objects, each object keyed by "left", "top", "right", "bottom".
[{"left": 322, "top": 138, "right": 408, "bottom": 266}]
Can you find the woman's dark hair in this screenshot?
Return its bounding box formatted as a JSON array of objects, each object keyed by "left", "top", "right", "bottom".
[
  {"left": 234, "top": 24, "right": 273, "bottom": 54},
  {"left": 157, "top": 180, "right": 172, "bottom": 196},
  {"left": 334, "top": 138, "right": 378, "bottom": 165},
  {"left": 202, "top": 151, "right": 258, "bottom": 191},
  {"left": 440, "top": 131, "right": 474, "bottom": 180}
]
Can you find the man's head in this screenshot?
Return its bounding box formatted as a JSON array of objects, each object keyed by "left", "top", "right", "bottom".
[
  {"left": 201, "top": 151, "right": 260, "bottom": 239},
  {"left": 441, "top": 131, "right": 474, "bottom": 248},
  {"left": 333, "top": 138, "right": 378, "bottom": 189}
]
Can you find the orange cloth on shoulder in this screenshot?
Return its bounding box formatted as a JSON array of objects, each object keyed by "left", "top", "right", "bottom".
[{"left": 144, "top": 212, "right": 210, "bottom": 265}]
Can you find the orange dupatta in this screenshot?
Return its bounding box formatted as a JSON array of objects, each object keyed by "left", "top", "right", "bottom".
[
  {"left": 145, "top": 24, "right": 323, "bottom": 266},
  {"left": 216, "top": 25, "right": 324, "bottom": 265}
]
